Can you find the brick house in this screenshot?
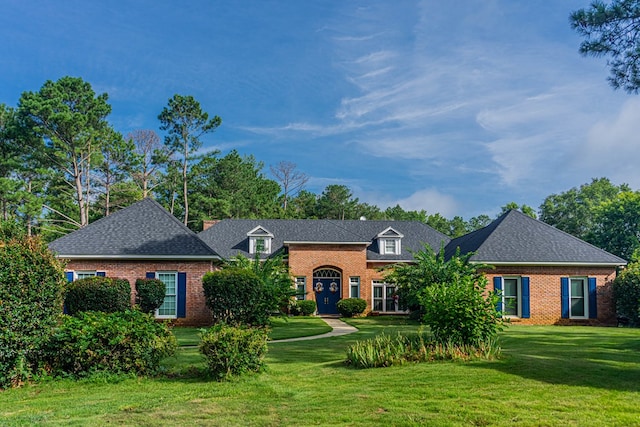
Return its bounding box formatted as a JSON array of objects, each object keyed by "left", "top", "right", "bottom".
[
  {"left": 445, "top": 209, "right": 626, "bottom": 325},
  {"left": 48, "top": 198, "right": 219, "bottom": 325},
  {"left": 49, "top": 198, "right": 626, "bottom": 326},
  {"left": 197, "top": 219, "right": 449, "bottom": 315}
]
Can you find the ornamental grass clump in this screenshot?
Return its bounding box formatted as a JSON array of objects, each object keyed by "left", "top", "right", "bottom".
[{"left": 345, "top": 331, "right": 500, "bottom": 369}]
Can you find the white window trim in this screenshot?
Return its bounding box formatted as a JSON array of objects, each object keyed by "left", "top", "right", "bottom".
[
  {"left": 295, "top": 276, "right": 306, "bottom": 301},
  {"left": 372, "top": 280, "right": 404, "bottom": 313},
  {"left": 380, "top": 238, "right": 401, "bottom": 255},
  {"left": 249, "top": 236, "right": 272, "bottom": 254},
  {"left": 569, "top": 277, "right": 589, "bottom": 319},
  {"left": 501, "top": 276, "right": 522, "bottom": 318},
  {"left": 75, "top": 271, "right": 97, "bottom": 280},
  {"left": 155, "top": 271, "right": 178, "bottom": 319},
  {"left": 349, "top": 276, "right": 360, "bottom": 298}
]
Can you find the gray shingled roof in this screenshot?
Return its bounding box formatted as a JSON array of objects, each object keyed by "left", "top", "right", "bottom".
[
  {"left": 48, "top": 198, "right": 218, "bottom": 259},
  {"left": 197, "top": 219, "right": 451, "bottom": 261},
  {"left": 445, "top": 209, "right": 626, "bottom": 265}
]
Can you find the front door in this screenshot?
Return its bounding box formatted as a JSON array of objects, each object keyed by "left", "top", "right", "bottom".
[{"left": 314, "top": 268, "right": 341, "bottom": 315}]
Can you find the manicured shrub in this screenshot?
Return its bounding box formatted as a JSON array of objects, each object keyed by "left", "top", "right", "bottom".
[
  {"left": 0, "top": 234, "right": 65, "bottom": 389},
  {"left": 44, "top": 310, "right": 176, "bottom": 378},
  {"left": 337, "top": 298, "right": 366, "bottom": 317},
  {"left": 612, "top": 261, "right": 640, "bottom": 325},
  {"left": 135, "top": 278, "right": 166, "bottom": 314},
  {"left": 290, "top": 300, "right": 317, "bottom": 316},
  {"left": 65, "top": 276, "right": 131, "bottom": 315},
  {"left": 203, "top": 268, "right": 270, "bottom": 327},
  {"left": 199, "top": 323, "right": 268, "bottom": 380}
]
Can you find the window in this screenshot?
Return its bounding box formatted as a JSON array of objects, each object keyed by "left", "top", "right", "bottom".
[
  {"left": 247, "top": 226, "right": 274, "bottom": 255},
  {"left": 502, "top": 277, "right": 520, "bottom": 316},
  {"left": 349, "top": 277, "right": 360, "bottom": 298},
  {"left": 570, "top": 278, "right": 588, "bottom": 318},
  {"left": 295, "top": 277, "right": 306, "bottom": 300},
  {"left": 372, "top": 280, "right": 400, "bottom": 312},
  {"left": 377, "top": 227, "right": 403, "bottom": 255},
  {"left": 156, "top": 272, "right": 177, "bottom": 318},
  {"left": 76, "top": 271, "right": 97, "bottom": 280}
]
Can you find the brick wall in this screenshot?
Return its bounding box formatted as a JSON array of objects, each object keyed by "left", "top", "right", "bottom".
[
  {"left": 287, "top": 244, "right": 393, "bottom": 313},
  {"left": 64, "top": 259, "right": 216, "bottom": 326},
  {"left": 484, "top": 265, "right": 617, "bottom": 325}
]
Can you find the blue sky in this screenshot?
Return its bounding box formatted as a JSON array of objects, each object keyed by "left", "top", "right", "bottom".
[{"left": 1, "top": 0, "right": 638, "bottom": 219}]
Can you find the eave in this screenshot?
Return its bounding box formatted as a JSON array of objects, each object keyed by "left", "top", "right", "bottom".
[
  {"left": 471, "top": 261, "right": 627, "bottom": 267},
  {"left": 54, "top": 254, "right": 220, "bottom": 261}
]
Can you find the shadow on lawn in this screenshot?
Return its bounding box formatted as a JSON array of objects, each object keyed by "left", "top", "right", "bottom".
[{"left": 471, "top": 326, "right": 640, "bottom": 392}]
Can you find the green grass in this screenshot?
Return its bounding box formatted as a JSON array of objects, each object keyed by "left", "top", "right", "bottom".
[
  {"left": 2, "top": 319, "right": 640, "bottom": 426},
  {"left": 170, "top": 316, "right": 333, "bottom": 348}
]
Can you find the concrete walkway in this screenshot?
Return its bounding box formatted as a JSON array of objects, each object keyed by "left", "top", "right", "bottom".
[{"left": 270, "top": 317, "right": 358, "bottom": 343}]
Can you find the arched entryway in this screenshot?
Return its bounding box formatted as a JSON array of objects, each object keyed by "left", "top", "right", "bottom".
[{"left": 313, "top": 267, "right": 341, "bottom": 315}]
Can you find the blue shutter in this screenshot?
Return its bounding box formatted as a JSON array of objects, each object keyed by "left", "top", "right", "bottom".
[
  {"left": 177, "top": 272, "right": 187, "bottom": 318},
  {"left": 65, "top": 272, "right": 74, "bottom": 282},
  {"left": 588, "top": 277, "right": 597, "bottom": 319},
  {"left": 97, "top": 271, "right": 106, "bottom": 277},
  {"left": 521, "top": 277, "right": 530, "bottom": 319},
  {"left": 146, "top": 272, "right": 155, "bottom": 279},
  {"left": 561, "top": 277, "right": 569, "bottom": 318},
  {"left": 493, "top": 277, "right": 503, "bottom": 313}
]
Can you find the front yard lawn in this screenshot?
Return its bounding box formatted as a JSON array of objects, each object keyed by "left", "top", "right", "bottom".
[{"left": 2, "top": 318, "right": 640, "bottom": 426}]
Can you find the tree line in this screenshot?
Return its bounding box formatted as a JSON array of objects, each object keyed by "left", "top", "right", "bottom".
[{"left": 2, "top": 76, "right": 640, "bottom": 260}]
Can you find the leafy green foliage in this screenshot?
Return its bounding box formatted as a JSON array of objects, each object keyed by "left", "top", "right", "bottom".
[
  {"left": 571, "top": 0, "right": 640, "bottom": 93},
  {"left": 135, "top": 278, "right": 166, "bottom": 314},
  {"left": 345, "top": 331, "right": 500, "bottom": 369},
  {"left": 199, "top": 323, "right": 268, "bottom": 380},
  {"left": 65, "top": 277, "right": 131, "bottom": 315},
  {"left": 590, "top": 191, "right": 640, "bottom": 259},
  {"left": 612, "top": 261, "right": 640, "bottom": 325},
  {"left": 500, "top": 202, "right": 537, "bottom": 218},
  {"left": 44, "top": 310, "right": 176, "bottom": 377},
  {"left": 420, "top": 273, "right": 503, "bottom": 347},
  {"left": 539, "top": 177, "right": 628, "bottom": 242},
  {"left": 0, "top": 235, "right": 65, "bottom": 388},
  {"left": 202, "top": 268, "right": 271, "bottom": 327},
  {"left": 336, "top": 298, "right": 367, "bottom": 317},
  {"left": 290, "top": 300, "right": 317, "bottom": 316}
]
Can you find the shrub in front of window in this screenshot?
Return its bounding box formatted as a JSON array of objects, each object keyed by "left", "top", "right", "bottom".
[
  {"left": 202, "top": 268, "right": 270, "bottom": 327},
  {"left": 336, "top": 298, "right": 367, "bottom": 317},
  {"left": 65, "top": 277, "right": 131, "bottom": 315},
  {"left": 44, "top": 309, "right": 176, "bottom": 378},
  {"left": 135, "top": 278, "right": 166, "bottom": 314},
  {"left": 0, "top": 232, "right": 65, "bottom": 389},
  {"left": 199, "top": 323, "right": 268, "bottom": 381},
  {"left": 612, "top": 261, "right": 640, "bottom": 326},
  {"left": 419, "top": 273, "right": 503, "bottom": 347},
  {"left": 290, "top": 300, "right": 317, "bottom": 316}
]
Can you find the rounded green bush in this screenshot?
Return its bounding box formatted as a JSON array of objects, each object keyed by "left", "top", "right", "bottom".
[
  {"left": 337, "top": 298, "right": 367, "bottom": 317},
  {"left": 65, "top": 276, "right": 131, "bottom": 315},
  {"left": 613, "top": 261, "right": 640, "bottom": 325},
  {"left": 135, "top": 278, "right": 166, "bottom": 314},
  {"left": 294, "top": 300, "right": 317, "bottom": 316},
  {"left": 199, "top": 323, "right": 268, "bottom": 380},
  {"left": 0, "top": 233, "right": 65, "bottom": 389}
]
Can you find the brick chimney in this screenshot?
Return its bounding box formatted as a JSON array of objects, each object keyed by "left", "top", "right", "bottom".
[{"left": 202, "top": 220, "right": 220, "bottom": 231}]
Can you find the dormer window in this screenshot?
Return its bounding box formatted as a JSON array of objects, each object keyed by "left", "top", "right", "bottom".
[
  {"left": 377, "top": 227, "right": 403, "bottom": 255},
  {"left": 247, "top": 226, "right": 274, "bottom": 254}
]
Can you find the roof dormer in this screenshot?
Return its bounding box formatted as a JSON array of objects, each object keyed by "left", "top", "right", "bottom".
[
  {"left": 247, "top": 226, "right": 274, "bottom": 254},
  {"left": 377, "top": 227, "right": 404, "bottom": 255}
]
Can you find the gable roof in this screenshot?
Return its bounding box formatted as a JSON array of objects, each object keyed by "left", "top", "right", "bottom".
[
  {"left": 198, "top": 219, "right": 450, "bottom": 261},
  {"left": 48, "top": 198, "right": 219, "bottom": 259},
  {"left": 445, "top": 209, "right": 626, "bottom": 266}
]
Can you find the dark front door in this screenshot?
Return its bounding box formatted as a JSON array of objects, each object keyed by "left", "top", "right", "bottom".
[{"left": 313, "top": 269, "right": 341, "bottom": 315}]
